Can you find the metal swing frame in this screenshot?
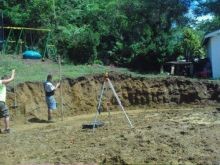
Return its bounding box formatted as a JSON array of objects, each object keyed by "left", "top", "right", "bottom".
[{"left": 1, "top": 26, "right": 53, "bottom": 58}]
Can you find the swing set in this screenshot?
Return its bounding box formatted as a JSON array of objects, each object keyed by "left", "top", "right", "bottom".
[
  {"left": 1, "top": 26, "right": 56, "bottom": 60},
  {"left": 0, "top": 26, "right": 65, "bottom": 121}
]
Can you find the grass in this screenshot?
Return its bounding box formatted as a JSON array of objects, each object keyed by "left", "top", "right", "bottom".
[{"left": 0, "top": 54, "right": 168, "bottom": 84}]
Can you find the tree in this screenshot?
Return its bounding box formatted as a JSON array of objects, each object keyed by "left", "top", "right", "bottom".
[
  {"left": 2, "top": 0, "right": 196, "bottom": 71},
  {"left": 195, "top": 0, "right": 220, "bottom": 33},
  {"left": 124, "top": 0, "right": 192, "bottom": 71},
  {"left": 178, "top": 27, "right": 205, "bottom": 61},
  {"left": 2, "top": 0, "right": 55, "bottom": 27},
  {"left": 195, "top": 0, "right": 220, "bottom": 16},
  {"left": 57, "top": 25, "right": 100, "bottom": 64}
]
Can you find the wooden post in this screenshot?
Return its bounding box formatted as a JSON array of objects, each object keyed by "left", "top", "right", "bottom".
[
  {"left": 171, "top": 65, "right": 175, "bottom": 75},
  {"left": 58, "top": 54, "right": 64, "bottom": 121},
  {"left": 189, "top": 63, "right": 193, "bottom": 76}
]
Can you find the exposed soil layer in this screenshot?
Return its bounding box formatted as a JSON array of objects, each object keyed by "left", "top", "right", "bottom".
[
  {"left": 0, "top": 73, "right": 220, "bottom": 164},
  {"left": 6, "top": 72, "right": 220, "bottom": 117}
]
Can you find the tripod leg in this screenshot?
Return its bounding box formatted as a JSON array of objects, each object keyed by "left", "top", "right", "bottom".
[
  {"left": 107, "top": 102, "right": 111, "bottom": 125},
  {"left": 107, "top": 79, "right": 134, "bottom": 128},
  {"left": 93, "top": 81, "right": 106, "bottom": 132}
]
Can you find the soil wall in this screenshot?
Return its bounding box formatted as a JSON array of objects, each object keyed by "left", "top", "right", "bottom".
[{"left": 6, "top": 72, "right": 220, "bottom": 117}]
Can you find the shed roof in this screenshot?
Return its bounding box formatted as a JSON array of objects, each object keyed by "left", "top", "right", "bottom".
[
  {"left": 166, "top": 61, "right": 192, "bottom": 65},
  {"left": 203, "top": 29, "right": 220, "bottom": 45}
]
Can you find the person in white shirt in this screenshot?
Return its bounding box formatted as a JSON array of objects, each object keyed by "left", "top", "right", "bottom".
[
  {"left": 0, "top": 69, "right": 15, "bottom": 133},
  {"left": 43, "top": 74, "right": 60, "bottom": 122}
]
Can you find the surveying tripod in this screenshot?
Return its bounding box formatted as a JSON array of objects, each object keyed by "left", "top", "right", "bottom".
[{"left": 92, "top": 72, "right": 134, "bottom": 131}]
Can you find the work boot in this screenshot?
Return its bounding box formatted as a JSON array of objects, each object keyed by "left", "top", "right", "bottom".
[
  {"left": 48, "top": 116, "right": 52, "bottom": 121},
  {"left": 48, "top": 116, "right": 54, "bottom": 123},
  {"left": 1, "top": 128, "right": 10, "bottom": 134}
]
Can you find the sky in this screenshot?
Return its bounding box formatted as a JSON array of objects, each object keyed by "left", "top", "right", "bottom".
[
  {"left": 188, "top": 0, "right": 214, "bottom": 23},
  {"left": 196, "top": 14, "right": 213, "bottom": 22}
]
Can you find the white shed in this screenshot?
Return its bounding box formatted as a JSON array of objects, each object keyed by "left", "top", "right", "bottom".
[{"left": 203, "top": 29, "right": 220, "bottom": 78}]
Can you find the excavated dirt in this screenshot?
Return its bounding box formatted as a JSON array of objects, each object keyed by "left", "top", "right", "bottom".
[
  {"left": 0, "top": 72, "right": 220, "bottom": 164},
  {"left": 6, "top": 72, "right": 220, "bottom": 118}
]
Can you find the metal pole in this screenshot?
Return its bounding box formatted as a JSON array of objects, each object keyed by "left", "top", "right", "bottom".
[
  {"left": 12, "top": 78, "right": 18, "bottom": 115},
  {"left": 43, "top": 31, "right": 50, "bottom": 59},
  {"left": 3, "top": 28, "right": 12, "bottom": 55},
  {"left": 52, "top": 0, "right": 63, "bottom": 121},
  {"left": 58, "top": 54, "right": 64, "bottom": 121},
  {"left": 14, "top": 29, "right": 23, "bottom": 55},
  {"left": 0, "top": 11, "right": 3, "bottom": 54},
  {"left": 107, "top": 102, "right": 111, "bottom": 125},
  {"left": 107, "top": 78, "right": 133, "bottom": 128},
  {"left": 2, "top": 11, "right": 4, "bottom": 42},
  {"left": 93, "top": 81, "right": 106, "bottom": 132}
]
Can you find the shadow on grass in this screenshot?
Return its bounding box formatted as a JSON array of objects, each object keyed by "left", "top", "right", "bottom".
[{"left": 28, "top": 117, "right": 49, "bottom": 123}]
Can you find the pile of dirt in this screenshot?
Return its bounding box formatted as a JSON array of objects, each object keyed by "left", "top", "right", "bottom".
[{"left": 6, "top": 72, "right": 220, "bottom": 119}]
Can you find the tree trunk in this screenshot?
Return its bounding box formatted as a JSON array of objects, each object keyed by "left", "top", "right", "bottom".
[{"left": 160, "top": 64, "right": 164, "bottom": 74}]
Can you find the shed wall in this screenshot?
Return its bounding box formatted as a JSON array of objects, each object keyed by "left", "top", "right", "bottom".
[{"left": 210, "top": 35, "right": 220, "bottom": 78}]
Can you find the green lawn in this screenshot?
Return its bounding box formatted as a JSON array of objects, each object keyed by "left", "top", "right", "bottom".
[{"left": 0, "top": 55, "right": 168, "bottom": 84}]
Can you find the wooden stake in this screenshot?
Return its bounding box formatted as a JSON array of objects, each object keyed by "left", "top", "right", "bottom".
[
  {"left": 13, "top": 79, "right": 18, "bottom": 112},
  {"left": 58, "top": 54, "right": 64, "bottom": 121}
]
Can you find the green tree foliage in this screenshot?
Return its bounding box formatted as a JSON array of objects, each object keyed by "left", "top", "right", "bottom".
[
  {"left": 197, "top": 16, "right": 220, "bottom": 33},
  {"left": 195, "top": 0, "right": 220, "bottom": 33},
  {"left": 97, "top": 0, "right": 192, "bottom": 69},
  {"left": 2, "top": 0, "right": 54, "bottom": 27},
  {"left": 2, "top": 1, "right": 29, "bottom": 25},
  {"left": 125, "top": 0, "right": 191, "bottom": 70},
  {"left": 195, "top": 0, "right": 220, "bottom": 16},
  {"left": 2, "top": 0, "right": 200, "bottom": 72},
  {"left": 177, "top": 28, "right": 205, "bottom": 61},
  {"left": 57, "top": 24, "right": 100, "bottom": 64}
]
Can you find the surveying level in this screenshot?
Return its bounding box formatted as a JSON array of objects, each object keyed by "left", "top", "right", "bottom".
[
  {"left": 91, "top": 72, "right": 134, "bottom": 131},
  {"left": 104, "top": 72, "right": 109, "bottom": 80}
]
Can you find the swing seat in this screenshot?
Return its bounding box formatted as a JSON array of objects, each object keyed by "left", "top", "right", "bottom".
[{"left": 23, "top": 50, "right": 42, "bottom": 59}]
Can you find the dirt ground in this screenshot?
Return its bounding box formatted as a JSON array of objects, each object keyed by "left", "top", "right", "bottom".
[
  {"left": 0, "top": 73, "right": 220, "bottom": 164},
  {"left": 0, "top": 107, "right": 220, "bottom": 165}
]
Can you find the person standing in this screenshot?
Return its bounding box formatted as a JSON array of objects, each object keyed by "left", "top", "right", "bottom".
[
  {"left": 0, "top": 69, "right": 15, "bottom": 133},
  {"left": 44, "top": 74, "right": 60, "bottom": 122}
]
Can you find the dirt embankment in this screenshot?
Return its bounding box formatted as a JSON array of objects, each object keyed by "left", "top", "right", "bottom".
[
  {"left": 7, "top": 72, "right": 220, "bottom": 117},
  {"left": 1, "top": 72, "right": 220, "bottom": 165}
]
